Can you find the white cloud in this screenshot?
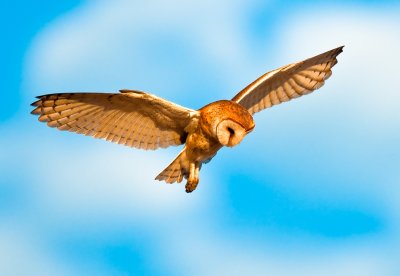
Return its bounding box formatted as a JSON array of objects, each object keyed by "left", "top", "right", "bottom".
[
  {"left": 278, "top": 8, "right": 400, "bottom": 125},
  {"left": 25, "top": 0, "right": 259, "bottom": 102},
  {"left": 1, "top": 119, "right": 210, "bottom": 225},
  {"left": 0, "top": 223, "right": 78, "bottom": 276},
  {"left": 159, "top": 225, "right": 394, "bottom": 276}
]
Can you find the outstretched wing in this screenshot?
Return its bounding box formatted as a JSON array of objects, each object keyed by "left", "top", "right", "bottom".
[
  {"left": 232, "top": 46, "right": 343, "bottom": 114},
  {"left": 31, "top": 90, "right": 199, "bottom": 150}
]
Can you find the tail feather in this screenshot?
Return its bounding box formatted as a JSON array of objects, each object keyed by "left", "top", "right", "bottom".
[{"left": 155, "top": 150, "right": 189, "bottom": 184}]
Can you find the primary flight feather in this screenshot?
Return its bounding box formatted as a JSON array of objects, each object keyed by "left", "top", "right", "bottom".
[{"left": 32, "top": 46, "right": 343, "bottom": 192}]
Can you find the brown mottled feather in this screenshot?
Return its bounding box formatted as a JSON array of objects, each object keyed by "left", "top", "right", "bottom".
[
  {"left": 232, "top": 46, "right": 343, "bottom": 114},
  {"left": 31, "top": 90, "right": 198, "bottom": 150},
  {"left": 155, "top": 150, "right": 188, "bottom": 184}
]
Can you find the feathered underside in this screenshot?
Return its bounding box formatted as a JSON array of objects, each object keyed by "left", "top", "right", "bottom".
[
  {"left": 31, "top": 89, "right": 198, "bottom": 150},
  {"left": 232, "top": 46, "right": 344, "bottom": 114}
]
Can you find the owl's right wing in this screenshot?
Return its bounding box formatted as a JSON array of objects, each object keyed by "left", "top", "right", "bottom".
[
  {"left": 31, "top": 89, "right": 199, "bottom": 150},
  {"left": 232, "top": 46, "right": 343, "bottom": 115}
]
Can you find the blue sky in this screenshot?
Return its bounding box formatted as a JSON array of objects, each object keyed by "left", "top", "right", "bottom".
[{"left": 1, "top": 0, "right": 400, "bottom": 275}]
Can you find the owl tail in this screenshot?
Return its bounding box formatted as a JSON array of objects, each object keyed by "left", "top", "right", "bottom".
[{"left": 155, "top": 150, "right": 189, "bottom": 185}]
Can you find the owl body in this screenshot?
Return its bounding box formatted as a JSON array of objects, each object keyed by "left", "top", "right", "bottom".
[
  {"left": 185, "top": 127, "right": 221, "bottom": 163},
  {"left": 157, "top": 100, "right": 254, "bottom": 192},
  {"left": 31, "top": 46, "right": 343, "bottom": 193}
]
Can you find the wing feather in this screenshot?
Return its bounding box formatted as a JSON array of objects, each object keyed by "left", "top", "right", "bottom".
[
  {"left": 232, "top": 46, "right": 343, "bottom": 114},
  {"left": 31, "top": 90, "right": 199, "bottom": 150}
]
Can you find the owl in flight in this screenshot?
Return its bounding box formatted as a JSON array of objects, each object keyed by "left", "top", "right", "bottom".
[{"left": 32, "top": 46, "right": 343, "bottom": 193}]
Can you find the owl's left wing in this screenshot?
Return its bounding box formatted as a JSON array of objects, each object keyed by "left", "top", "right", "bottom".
[
  {"left": 232, "top": 46, "right": 343, "bottom": 115},
  {"left": 31, "top": 90, "right": 199, "bottom": 150}
]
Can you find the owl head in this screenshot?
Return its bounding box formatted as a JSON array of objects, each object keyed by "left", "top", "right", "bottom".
[{"left": 200, "top": 100, "right": 255, "bottom": 147}]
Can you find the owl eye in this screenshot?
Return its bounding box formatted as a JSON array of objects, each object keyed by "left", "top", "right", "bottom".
[{"left": 227, "top": 127, "right": 235, "bottom": 136}]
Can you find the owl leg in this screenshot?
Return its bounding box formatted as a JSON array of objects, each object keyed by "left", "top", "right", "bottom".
[{"left": 185, "top": 162, "right": 200, "bottom": 193}]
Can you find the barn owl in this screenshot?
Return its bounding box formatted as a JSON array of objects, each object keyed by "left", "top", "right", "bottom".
[{"left": 31, "top": 46, "right": 343, "bottom": 192}]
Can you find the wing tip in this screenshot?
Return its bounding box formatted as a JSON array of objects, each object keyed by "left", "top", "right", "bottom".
[
  {"left": 34, "top": 93, "right": 54, "bottom": 99},
  {"left": 30, "top": 107, "right": 41, "bottom": 115},
  {"left": 30, "top": 100, "right": 41, "bottom": 107},
  {"left": 333, "top": 45, "right": 344, "bottom": 57}
]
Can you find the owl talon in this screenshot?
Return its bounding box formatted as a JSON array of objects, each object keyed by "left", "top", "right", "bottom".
[
  {"left": 185, "top": 178, "right": 199, "bottom": 193},
  {"left": 186, "top": 163, "right": 199, "bottom": 192}
]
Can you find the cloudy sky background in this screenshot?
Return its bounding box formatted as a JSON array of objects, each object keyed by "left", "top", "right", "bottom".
[{"left": 1, "top": 0, "right": 400, "bottom": 275}]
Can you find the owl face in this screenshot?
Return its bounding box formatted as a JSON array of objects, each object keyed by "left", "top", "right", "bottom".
[
  {"left": 199, "top": 100, "right": 255, "bottom": 147},
  {"left": 216, "top": 119, "right": 248, "bottom": 147}
]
